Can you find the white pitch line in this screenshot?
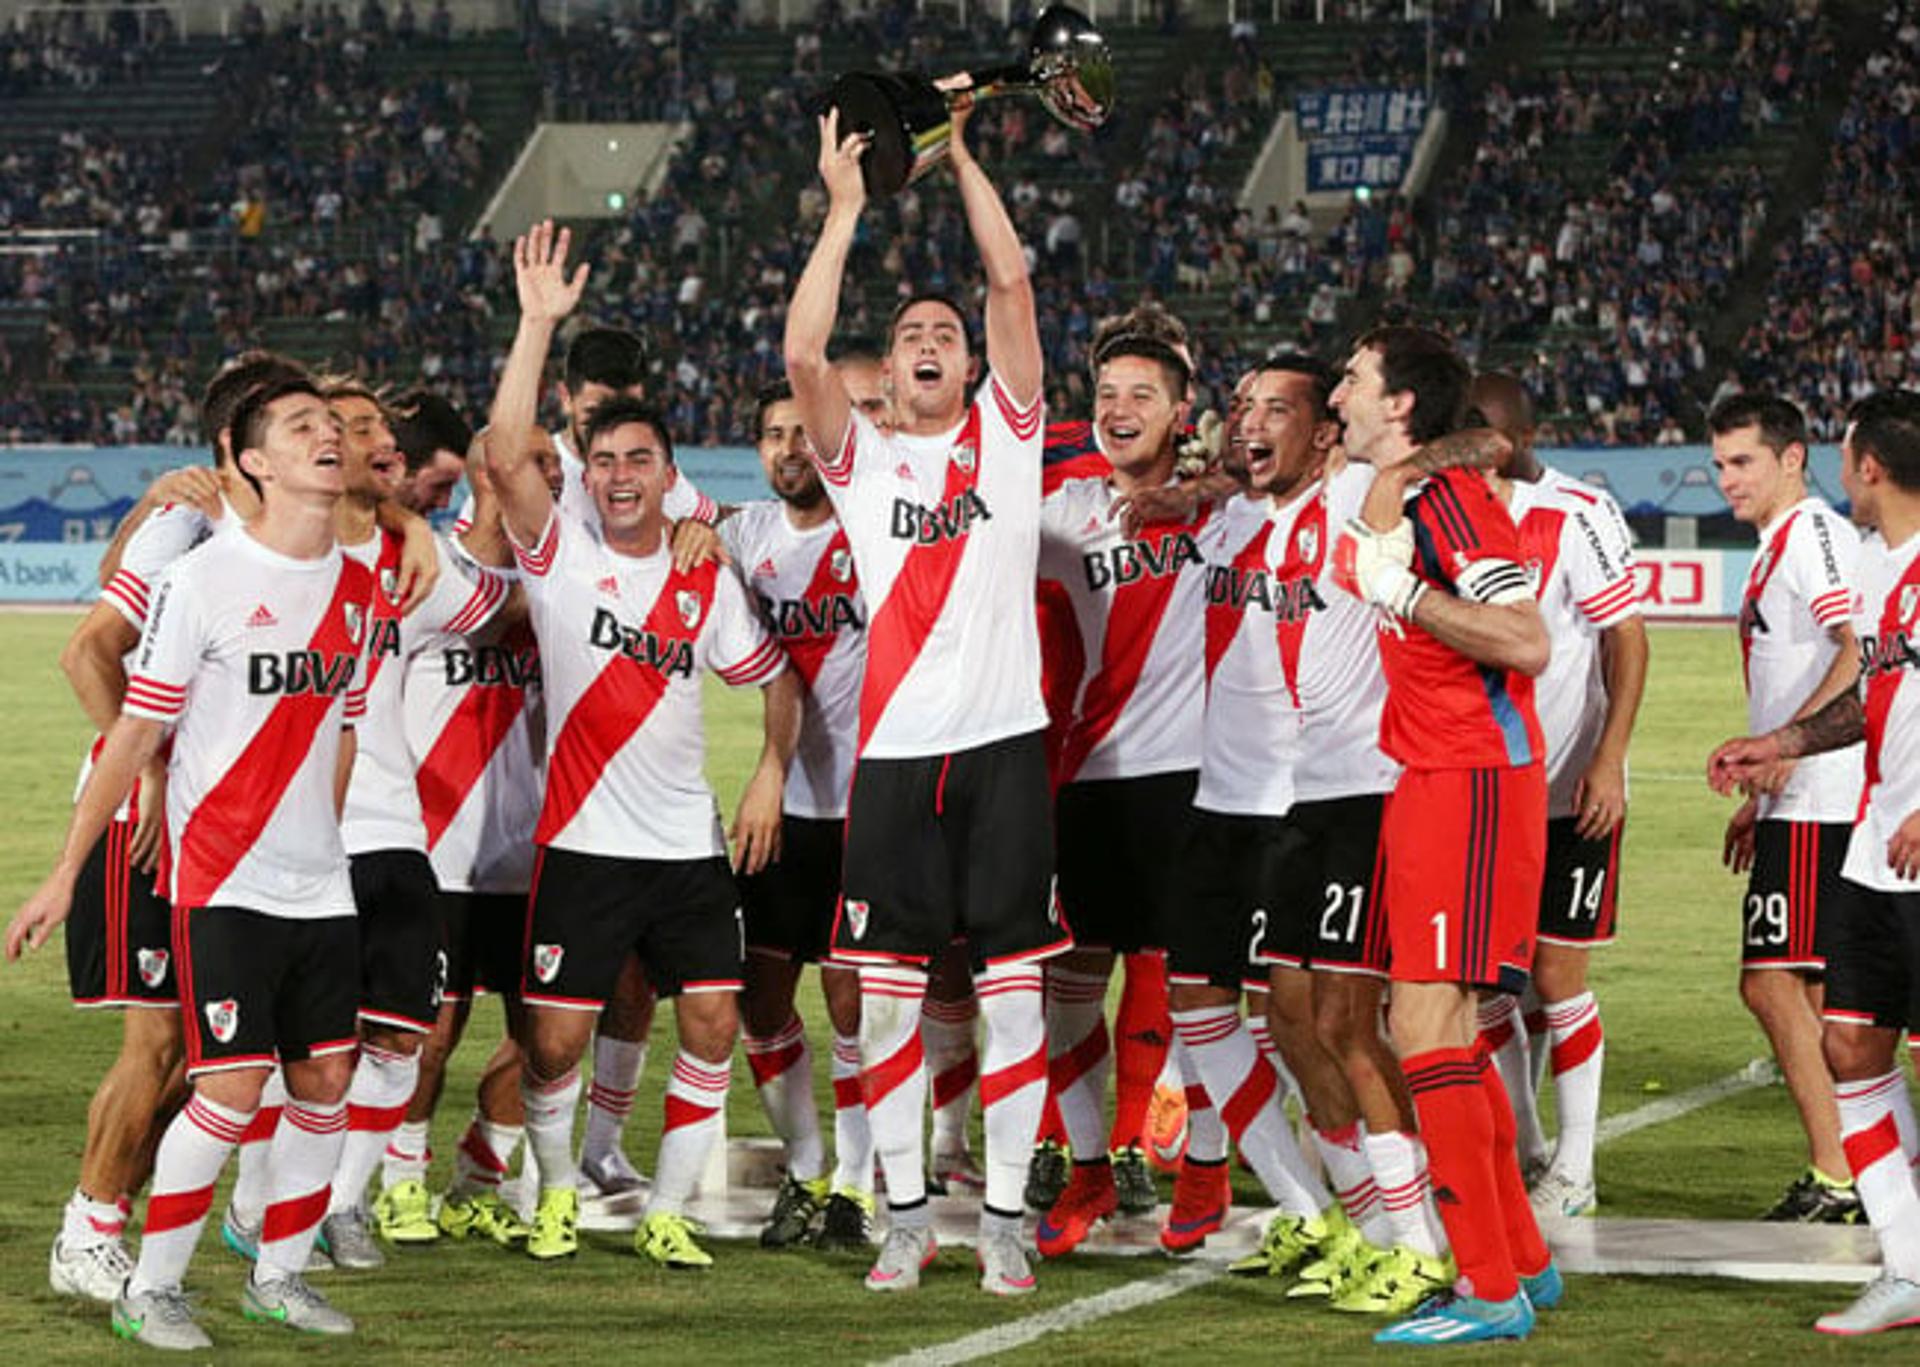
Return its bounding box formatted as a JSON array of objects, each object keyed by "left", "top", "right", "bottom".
[
  {"left": 1593, "top": 1058, "right": 1776, "bottom": 1146},
  {"left": 874, "top": 1058, "right": 1777, "bottom": 1366},
  {"left": 875, "top": 1262, "right": 1223, "bottom": 1367}
]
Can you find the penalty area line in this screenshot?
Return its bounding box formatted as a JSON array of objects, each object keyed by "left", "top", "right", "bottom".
[{"left": 874, "top": 1059, "right": 1777, "bottom": 1366}]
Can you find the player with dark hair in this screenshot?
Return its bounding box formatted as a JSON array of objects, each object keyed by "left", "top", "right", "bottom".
[
  {"left": 1708, "top": 392, "right": 1865, "bottom": 1224},
  {"left": 786, "top": 94, "right": 1064, "bottom": 1296},
  {"left": 1030, "top": 308, "right": 1209, "bottom": 1256},
  {"left": 1710, "top": 388, "right": 1920, "bottom": 1336},
  {"left": 1472, "top": 373, "right": 1648, "bottom": 1223},
  {"left": 490, "top": 223, "right": 800, "bottom": 1270},
  {"left": 391, "top": 390, "right": 473, "bottom": 514},
  {"left": 11, "top": 378, "right": 376, "bottom": 1348},
  {"left": 1331, "top": 324, "right": 1559, "bottom": 1343},
  {"left": 722, "top": 380, "right": 875, "bottom": 1249}
]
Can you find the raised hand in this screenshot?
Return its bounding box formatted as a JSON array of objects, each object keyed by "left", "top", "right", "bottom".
[
  {"left": 817, "top": 107, "right": 871, "bottom": 213},
  {"left": 514, "top": 218, "right": 589, "bottom": 324}
]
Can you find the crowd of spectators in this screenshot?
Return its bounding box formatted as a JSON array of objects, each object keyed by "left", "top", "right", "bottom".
[
  {"left": 1406, "top": 0, "right": 1831, "bottom": 443},
  {"left": 4, "top": 0, "right": 1907, "bottom": 451},
  {"left": 1737, "top": 3, "right": 1920, "bottom": 438},
  {"left": 0, "top": 7, "right": 177, "bottom": 97}
]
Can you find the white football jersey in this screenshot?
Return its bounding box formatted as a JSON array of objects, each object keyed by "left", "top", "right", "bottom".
[
  {"left": 1739, "top": 496, "right": 1864, "bottom": 823},
  {"left": 123, "top": 527, "right": 372, "bottom": 920},
  {"left": 511, "top": 509, "right": 786, "bottom": 859},
  {"left": 721, "top": 501, "right": 865, "bottom": 820},
  {"left": 1842, "top": 531, "right": 1920, "bottom": 891},
  {"left": 403, "top": 539, "right": 544, "bottom": 894},
  {"left": 814, "top": 372, "right": 1048, "bottom": 759},
  {"left": 1037, "top": 475, "right": 1208, "bottom": 783},
  {"left": 1291, "top": 465, "right": 1399, "bottom": 802},
  {"left": 1194, "top": 492, "right": 1317, "bottom": 816},
  {"left": 1512, "top": 469, "right": 1641, "bottom": 818},
  {"left": 338, "top": 530, "right": 509, "bottom": 855}
]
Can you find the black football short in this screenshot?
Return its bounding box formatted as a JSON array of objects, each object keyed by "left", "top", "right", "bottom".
[
  {"left": 1168, "top": 808, "right": 1304, "bottom": 992},
  {"left": 523, "top": 846, "right": 744, "bottom": 1007},
  {"left": 1055, "top": 770, "right": 1197, "bottom": 955},
  {"left": 738, "top": 815, "right": 843, "bottom": 963},
  {"left": 1273, "top": 794, "right": 1390, "bottom": 976},
  {"left": 67, "top": 820, "right": 176, "bottom": 1007},
  {"left": 1743, "top": 821, "right": 1848, "bottom": 971},
  {"left": 1537, "top": 816, "right": 1624, "bottom": 946},
  {"left": 351, "top": 849, "right": 446, "bottom": 1032},
  {"left": 174, "top": 905, "right": 359, "bottom": 1077},
  {"left": 441, "top": 891, "right": 527, "bottom": 1000},
  {"left": 1823, "top": 882, "right": 1920, "bottom": 1031},
  {"left": 833, "top": 729, "right": 1068, "bottom": 972}
]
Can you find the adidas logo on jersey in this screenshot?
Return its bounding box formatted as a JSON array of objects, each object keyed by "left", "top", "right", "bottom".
[
  {"left": 597, "top": 575, "right": 620, "bottom": 597},
  {"left": 246, "top": 604, "right": 277, "bottom": 629},
  {"left": 896, "top": 462, "right": 916, "bottom": 482},
  {"left": 753, "top": 558, "right": 778, "bottom": 579}
]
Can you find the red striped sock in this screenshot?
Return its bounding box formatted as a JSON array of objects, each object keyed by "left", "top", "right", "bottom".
[{"left": 1404, "top": 1047, "right": 1517, "bottom": 1302}]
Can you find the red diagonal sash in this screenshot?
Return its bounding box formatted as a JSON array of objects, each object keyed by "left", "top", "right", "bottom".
[
  {"left": 857, "top": 406, "right": 984, "bottom": 753},
  {"left": 1273, "top": 492, "right": 1327, "bottom": 707},
  {"left": 1057, "top": 507, "right": 1208, "bottom": 783},
  {"left": 174, "top": 559, "right": 374, "bottom": 909},
  {"left": 1205, "top": 520, "right": 1273, "bottom": 685},
  {"left": 1741, "top": 510, "right": 1799, "bottom": 690},
  {"left": 418, "top": 622, "right": 537, "bottom": 850},
  {"left": 535, "top": 561, "right": 718, "bottom": 845},
  {"left": 780, "top": 526, "right": 857, "bottom": 690}
]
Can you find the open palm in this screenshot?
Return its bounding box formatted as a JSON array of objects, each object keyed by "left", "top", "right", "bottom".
[{"left": 515, "top": 219, "right": 589, "bottom": 323}]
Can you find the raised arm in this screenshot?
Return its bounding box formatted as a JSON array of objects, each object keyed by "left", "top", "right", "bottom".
[
  {"left": 944, "top": 88, "right": 1040, "bottom": 408},
  {"left": 488, "top": 220, "right": 587, "bottom": 548},
  {"left": 783, "top": 110, "right": 864, "bottom": 467}
]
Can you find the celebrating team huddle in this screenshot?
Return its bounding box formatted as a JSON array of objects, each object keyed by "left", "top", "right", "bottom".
[{"left": 12, "top": 88, "right": 1920, "bottom": 1357}]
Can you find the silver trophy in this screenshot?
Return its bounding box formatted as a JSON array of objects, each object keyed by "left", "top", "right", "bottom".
[{"left": 816, "top": 4, "right": 1116, "bottom": 197}]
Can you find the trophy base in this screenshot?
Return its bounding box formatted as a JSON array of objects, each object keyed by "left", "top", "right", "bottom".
[{"left": 817, "top": 72, "right": 953, "bottom": 197}]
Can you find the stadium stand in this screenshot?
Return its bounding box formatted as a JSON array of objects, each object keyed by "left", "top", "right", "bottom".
[{"left": 0, "top": 0, "right": 1910, "bottom": 449}]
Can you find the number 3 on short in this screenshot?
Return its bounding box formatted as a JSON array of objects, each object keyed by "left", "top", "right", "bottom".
[{"left": 1431, "top": 911, "right": 1447, "bottom": 972}]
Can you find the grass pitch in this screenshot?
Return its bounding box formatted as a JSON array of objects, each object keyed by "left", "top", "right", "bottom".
[{"left": 0, "top": 613, "right": 1911, "bottom": 1363}]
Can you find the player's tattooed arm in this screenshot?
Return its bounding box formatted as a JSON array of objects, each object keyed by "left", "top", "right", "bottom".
[
  {"left": 784, "top": 109, "right": 864, "bottom": 466},
  {"left": 7, "top": 715, "right": 166, "bottom": 960},
  {"left": 731, "top": 670, "right": 802, "bottom": 876},
  {"left": 1751, "top": 622, "right": 1865, "bottom": 795},
  {"left": 1407, "top": 426, "right": 1512, "bottom": 475},
  {"left": 1707, "top": 687, "right": 1865, "bottom": 796},
  {"left": 1779, "top": 689, "right": 1866, "bottom": 759}
]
